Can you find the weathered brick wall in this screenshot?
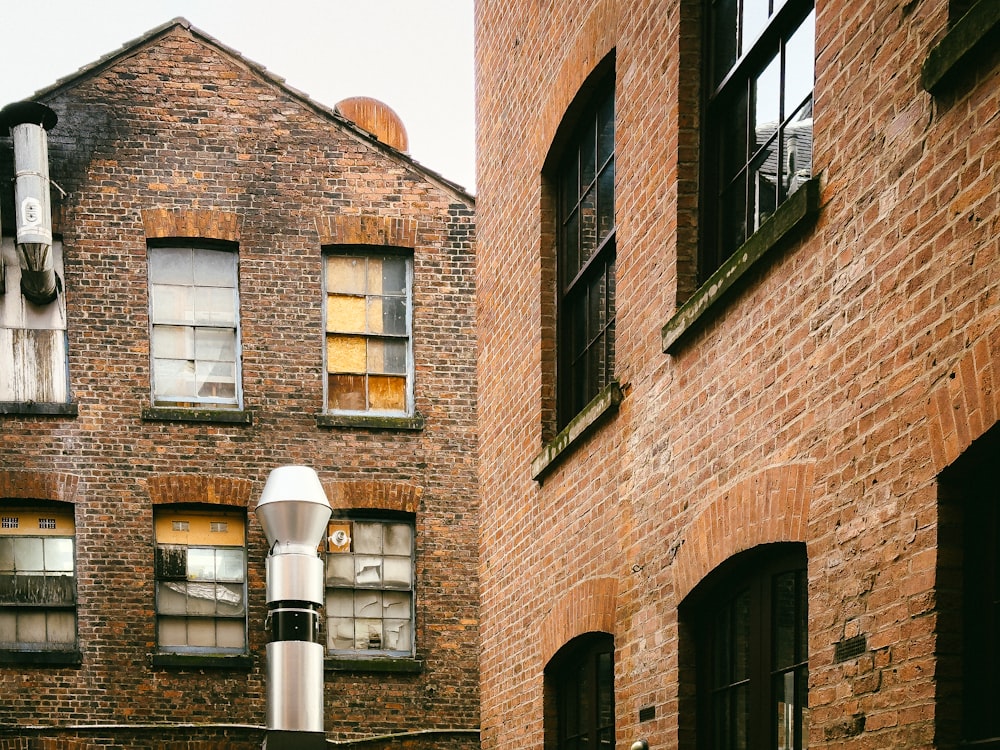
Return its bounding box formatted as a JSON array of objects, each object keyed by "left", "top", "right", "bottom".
[
  {"left": 476, "top": 0, "right": 998, "bottom": 748},
  {"left": 0, "top": 21, "right": 477, "bottom": 745}
]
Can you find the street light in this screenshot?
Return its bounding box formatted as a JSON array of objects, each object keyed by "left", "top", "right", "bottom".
[{"left": 255, "top": 465, "right": 332, "bottom": 750}]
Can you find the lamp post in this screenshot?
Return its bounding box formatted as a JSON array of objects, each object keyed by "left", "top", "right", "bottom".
[{"left": 255, "top": 465, "right": 332, "bottom": 750}]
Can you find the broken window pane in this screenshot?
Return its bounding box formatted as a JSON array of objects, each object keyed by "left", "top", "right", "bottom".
[
  {"left": 355, "top": 557, "right": 383, "bottom": 586},
  {"left": 383, "top": 556, "right": 413, "bottom": 589}
]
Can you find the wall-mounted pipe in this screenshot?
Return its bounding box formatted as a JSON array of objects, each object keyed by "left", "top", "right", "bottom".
[{"left": 0, "top": 101, "right": 59, "bottom": 304}]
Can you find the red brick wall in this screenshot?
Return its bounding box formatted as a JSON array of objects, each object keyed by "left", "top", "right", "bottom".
[
  {"left": 0, "top": 22, "right": 477, "bottom": 746},
  {"left": 476, "top": 0, "right": 999, "bottom": 748}
]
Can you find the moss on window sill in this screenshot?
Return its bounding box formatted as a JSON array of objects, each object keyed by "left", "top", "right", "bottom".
[
  {"left": 316, "top": 413, "right": 425, "bottom": 431},
  {"left": 0, "top": 401, "right": 79, "bottom": 417},
  {"left": 152, "top": 652, "right": 253, "bottom": 669},
  {"left": 922, "top": 0, "right": 1000, "bottom": 95},
  {"left": 326, "top": 656, "right": 424, "bottom": 673},
  {"left": 0, "top": 648, "right": 82, "bottom": 666},
  {"left": 661, "top": 177, "right": 820, "bottom": 353},
  {"left": 531, "top": 382, "right": 623, "bottom": 481},
  {"left": 142, "top": 407, "right": 253, "bottom": 424}
]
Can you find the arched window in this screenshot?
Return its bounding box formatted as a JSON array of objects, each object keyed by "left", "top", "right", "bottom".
[
  {"left": 682, "top": 543, "right": 808, "bottom": 749},
  {"left": 545, "top": 632, "right": 615, "bottom": 750}
]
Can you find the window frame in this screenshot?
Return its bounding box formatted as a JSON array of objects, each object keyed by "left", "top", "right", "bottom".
[
  {"left": 147, "top": 241, "right": 243, "bottom": 411},
  {"left": 323, "top": 247, "right": 415, "bottom": 418},
  {"left": 552, "top": 69, "right": 617, "bottom": 431},
  {"left": 152, "top": 507, "right": 249, "bottom": 658},
  {"left": 324, "top": 514, "right": 416, "bottom": 659},
  {"left": 701, "top": 0, "right": 816, "bottom": 281},
  {"left": 685, "top": 544, "right": 809, "bottom": 750},
  {"left": 545, "top": 632, "right": 615, "bottom": 750},
  {"left": 0, "top": 502, "right": 78, "bottom": 656}
]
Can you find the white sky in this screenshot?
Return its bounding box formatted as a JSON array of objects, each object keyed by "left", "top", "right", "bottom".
[{"left": 0, "top": 0, "right": 476, "bottom": 192}]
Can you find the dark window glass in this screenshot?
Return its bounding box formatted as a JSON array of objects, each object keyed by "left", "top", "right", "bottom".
[
  {"left": 548, "top": 633, "right": 615, "bottom": 750},
  {"left": 692, "top": 546, "right": 808, "bottom": 750},
  {"left": 702, "top": 0, "right": 815, "bottom": 280},
  {"left": 555, "top": 79, "right": 616, "bottom": 428}
]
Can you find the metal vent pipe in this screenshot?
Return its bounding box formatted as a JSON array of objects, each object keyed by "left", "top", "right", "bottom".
[
  {"left": 0, "top": 101, "right": 59, "bottom": 304},
  {"left": 255, "top": 466, "right": 331, "bottom": 750}
]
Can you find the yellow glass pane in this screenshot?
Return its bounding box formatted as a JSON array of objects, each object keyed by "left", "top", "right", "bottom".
[
  {"left": 369, "top": 375, "right": 406, "bottom": 411},
  {"left": 327, "top": 294, "right": 366, "bottom": 333},
  {"left": 327, "top": 256, "right": 366, "bottom": 294},
  {"left": 328, "top": 374, "right": 367, "bottom": 411},
  {"left": 327, "top": 335, "right": 367, "bottom": 373}
]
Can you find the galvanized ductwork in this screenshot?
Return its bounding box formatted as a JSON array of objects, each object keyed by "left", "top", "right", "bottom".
[
  {"left": 0, "top": 101, "right": 59, "bottom": 304},
  {"left": 255, "top": 466, "right": 332, "bottom": 750}
]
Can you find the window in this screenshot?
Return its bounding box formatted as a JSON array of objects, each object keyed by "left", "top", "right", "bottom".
[
  {"left": 554, "top": 74, "right": 616, "bottom": 429},
  {"left": 938, "top": 425, "right": 1000, "bottom": 747},
  {"left": 148, "top": 245, "right": 241, "bottom": 409},
  {"left": 325, "top": 517, "right": 414, "bottom": 656},
  {"left": 545, "top": 633, "right": 615, "bottom": 750},
  {"left": 154, "top": 508, "right": 247, "bottom": 655},
  {"left": 687, "top": 545, "right": 808, "bottom": 750},
  {"left": 325, "top": 251, "right": 413, "bottom": 415},
  {"left": 0, "top": 504, "right": 76, "bottom": 652},
  {"left": 702, "top": 0, "right": 815, "bottom": 279}
]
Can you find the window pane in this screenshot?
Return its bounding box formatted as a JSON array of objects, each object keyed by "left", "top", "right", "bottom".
[
  {"left": 328, "top": 294, "right": 367, "bottom": 333},
  {"left": 561, "top": 210, "right": 581, "bottom": 284},
  {"left": 217, "top": 619, "right": 245, "bottom": 649},
  {"left": 151, "top": 285, "right": 194, "bottom": 324},
  {"left": 326, "top": 554, "right": 355, "bottom": 587},
  {"left": 328, "top": 374, "right": 367, "bottom": 411},
  {"left": 785, "top": 10, "right": 816, "bottom": 114},
  {"left": 193, "top": 286, "right": 236, "bottom": 326},
  {"left": 193, "top": 249, "right": 235, "bottom": 288},
  {"left": 356, "top": 618, "right": 383, "bottom": 650},
  {"left": 0, "top": 612, "right": 15, "bottom": 641},
  {"left": 326, "top": 589, "right": 353, "bottom": 617},
  {"left": 152, "top": 326, "right": 194, "bottom": 360},
  {"left": 216, "top": 583, "right": 245, "bottom": 616},
  {"left": 159, "top": 617, "right": 187, "bottom": 647},
  {"left": 712, "top": 0, "right": 739, "bottom": 84},
  {"left": 597, "top": 159, "right": 615, "bottom": 243},
  {"left": 188, "top": 618, "right": 217, "bottom": 647},
  {"left": 368, "top": 339, "right": 407, "bottom": 375},
  {"left": 742, "top": 0, "right": 770, "bottom": 52},
  {"left": 196, "top": 361, "right": 237, "bottom": 400},
  {"left": 18, "top": 611, "right": 47, "bottom": 643},
  {"left": 753, "top": 54, "right": 781, "bottom": 145},
  {"left": 327, "top": 335, "right": 367, "bottom": 373},
  {"left": 384, "top": 618, "right": 410, "bottom": 651},
  {"left": 149, "top": 247, "right": 192, "bottom": 285},
  {"left": 383, "top": 591, "right": 411, "bottom": 619},
  {"left": 383, "top": 523, "right": 413, "bottom": 556},
  {"left": 215, "top": 549, "right": 244, "bottom": 582},
  {"left": 329, "top": 617, "right": 355, "bottom": 650},
  {"left": 0, "top": 539, "right": 12, "bottom": 571},
  {"left": 44, "top": 611, "right": 74, "bottom": 644},
  {"left": 186, "top": 582, "right": 218, "bottom": 615},
  {"left": 158, "top": 581, "right": 188, "bottom": 615},
  {"left": 720, "top": 86, "right": 750, "bottom": 183},
  {"left": 782, "top": 102, "right": 813, "bottom": 195},
  {"left": 368, "top": 376, "right": 406, "bottom": 411},
  {"left": 373, "top": 296, "right": 407, "bottom": 336},
  {"left": 355, "top": 557, "right": 383, "bottom": 586},
  {"left": 380, "top": 257, "right": 407, "bottom": 295},
  {"left": 327, "top": 255, "right": 366, "bottom": 294},
  {"left": 194, "top": 328, "right": 236, "bottom": 362},
  {"left": 153, "top": 358, "right": 197, "bottom": 400},
  {"left": 354, "top": 590, "right": 382, "bottom": 618},
  {"left": 579, "top": 117, "right": 597, "bottom": 190},
  {"left": 14, "top": 538, "right": 43, "bottom": 571},
  {"left": 44, "top": 538, "right": 73, "bottom": 572},
  {"left": 353, "top": 523, "right": 383, "bottom": 554},
  {"left": 383, "top": 556, "right": 412, "bottom": 589},
  {"left": 187, "top": 548, "right": 216, "bottom": 581}
]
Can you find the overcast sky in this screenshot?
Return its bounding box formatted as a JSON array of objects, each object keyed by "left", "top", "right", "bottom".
[{"left": 0, "top": 0, "right": 476, "bottom": 192}]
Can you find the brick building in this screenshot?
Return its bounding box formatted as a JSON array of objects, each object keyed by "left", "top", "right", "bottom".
[
  {"left": 475, "top": 0, "right": 998, "bottom": 748},
  {"left": 0, "top": 18, "right": 477, "bottom": 749}
]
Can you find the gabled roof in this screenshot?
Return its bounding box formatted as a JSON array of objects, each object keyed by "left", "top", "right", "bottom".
[{"left": 30, "top": 17, "right": 474, "bottom": 202}]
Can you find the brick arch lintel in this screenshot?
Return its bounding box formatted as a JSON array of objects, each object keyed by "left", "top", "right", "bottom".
[
  {"left": 324, "top": 480, "right": 422, "bottom": 515},
  {"left": 141, "top": 208, "right": 241, "bottom": 242},
  {"left": 0, "top": 470, "right": 81, "bottom": 504},
  {"left": 536, "top": 0, "right": 617, "bottom": 170},
  {"left": 673, "top": 462, "right": 814, "bottom": 605},
  {"left": 926, "top": 329, "right": 1000, "bottom": 473},
  {"left": 540, "top": 576, "right": 618, "bottom": 667},
  {"left": 316, "top": 214, "right": 419, "bottom": 248},
  {"left": 147, "top": 474, "right": 254, "bottom": 508}
]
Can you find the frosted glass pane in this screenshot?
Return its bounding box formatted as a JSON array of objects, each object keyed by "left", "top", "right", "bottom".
[
  {"left": 194, "top": 328, "right": 236, "bottom": 362},
  {"left": 383, "top": 524, "right": 412, "bottom": 556},
  {"left": 186, "top": 583, "right": 217, "bottom": 615},
  {"left": 355, "top": 557, "right": 382, "bottom": 586},
  {"left": 216, "top": 618, "right": 244, "bottom": 648},
  {"left": 0, "top": 612, "right": 15, "bottom": 641},
  {"left": 383, "top": 556, "right": 412, "bottom": 589},
  {"left": 193, "top": 286, "right": 236, "bottom": 325},
  {"left": 215, "top": 583, "right": 245, "bottom": 616},
  {"left": 355, "top": 618, "right": 382, "bottom": 649},
  {"left": 368, "top": 376, "right": 406, "bottom": 411},
  {"left": 215, "top": 549, "right": 244, "bottom": 582},
  {"left": 158, "top": 582, "right": 188, "bottom": 615},
  {"left": 151, "top": 284, "right": 194, "bottom": 324},
  {"left": 354, "top": 591, "right": 382, "bottom": 618},
  {"left": 384, "top": 619, "right": 410, "bottom": 651},
  {"left": 14, "top": 538, "right": 43, "bottom": 571},
  {"left": 327, "top": 335, "right": 367, "bottom": 373},
  {"left": 353, "top": 523, "right": 382, "bottom": 554},
  {"left": 193, "top": 249, "right": 235, "bottom": 287},
  {"left": 47, "top": 611, "right": 75, "bottom": 643},
  {"left": 159, "top": 617, "right": 187, "bottom": 646},
  {"left": 18, "top": 611, "right": 46, "bottom": 642},
  {"left": 0, "top": 539, "right": 14, "bottom": 571},
  {"left": 152, "top": 326, "right": 194, "bottom": 359},
  {"left": 196, "top": 360, "right": 236, "bottom": 400},
  {"left": 327, "top": 295, "right": 366, "bottom": 333},
  {"left": 327, "top": 256, "right": 366, "bottom": 294},
  {"left": 153, "top": 358, "right": 197, "bottom": 399},
  {"left": 187, "top": 548, "right": 216, "bottom": 580},
  {"left": 326, "top": 590, "right": 353, "bottom": 617},
  {"left": 149, "top": 248, "right": 192, "bottom": 285},
  {"left": 382, "top": 591, "right": 411, "bottom": 619},
  {"left": 326, "top": 555, "right": 355, "bottom": 587},
  {"left": 44, "top": 538, "right": 73, "bottom": 572},
  {"left": 329, "top": 617, "right": 355, "bottom": 650},
  {"left": 188, "top": 618, "right": 216, "bottom": 647}
]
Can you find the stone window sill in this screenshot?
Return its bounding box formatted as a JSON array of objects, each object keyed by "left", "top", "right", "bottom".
[
  {"left": 316, "top": 413, "right": 426, "bottom": 431},
  {"left": 142, "top": 407, "right": 254, "bottom": 425},
  {"left": 0, "top": 648, "right": 82, "bottom": 666},
  {"left": 531, "top": 382, "right": 624, "bottom": 481},
  {"left": 0, "top": 402, "right": 79, "bottom": 417},
  {"left": 661, "top": 177, "right": 820, "bottom": 353},
  {"left": 326, "top": 656, "right": 424, "bottom": 674},
  {"left": 152, "top": 653, "right": 253, "bottom": 669},
  {"left": 921, "top": 0, "right": 1000, "bottom": 95}
]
